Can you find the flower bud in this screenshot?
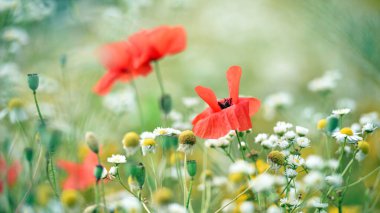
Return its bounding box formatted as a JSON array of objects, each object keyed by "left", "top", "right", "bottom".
[
  {"left": 130, "top": 163, "right": 145, "bottom": 188},
  {"left": 160, "top": 94, "right": 172, "bottom": 114},
  {"left": 122, "top": 132, "right": 140, "bottom": 148},
  {"left": 327, "top": 116, "right": 339, "bottom": 133},
  {"left": 24, "top": 147, "right": 34, "bottom": 162},
  {"left": 358, "top": 141, "right": 369, "bottom": 154},
  {"left": 94, "top": 165, "right": 104, "bottom": 183},
  {"left": 186, "top": 160, "right": 197, "bottom": 177},
  {"left": 268, "top": 151, "right": 285, "bottom": 166},
  {"left": 85, "top": 132, "right": 99, "bottom": 154},
  {"left": 27, "top": 73, "right": 39, "bottom": 91}
]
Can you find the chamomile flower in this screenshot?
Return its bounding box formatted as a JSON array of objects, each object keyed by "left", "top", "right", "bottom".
[
  {"left": 296, "top": 137, "right": 310, "bottom": 148},
  {"left": 140, "top": 138, "right": 157, "bottom": 156},
  {"left": 325, "top": 174, "right": 343, "bottom": 187},
  {"left": 308, "top": 70, "right": 340, "bottom": 93},
  {"left": 261, "top": 140, "right": 275, "bottom": 149},
  {"left": 277, "top": 140, "right": 290, "bottom": 149},
  {"left": 177, "top": 130, "right": 197, "bottom": 154},
  {"left": 229, "top": 160, "right": 255, "bottom": 175},
  {"left": 332, "top": 108, "right": 351, "bottom": 116},
  {"left": 284, "top": 168, "right": 298, "bottom": 178},
  {"left": 122, "top": 132, "right": 140, "bottom": 157},
  {"left": 308, "top": 197, "right": 328, "bottom": 209},
  {"left": 295, "top": 126, "right": 309, "bottom": 136},
  {"left": 303, "top": 171, "right": 324, "bottom": 188},
  {"left": 326, "top": 159, "right": 339, "bottom": 170},
  {"left": 274, "top": 121, "right": 293, "bottom": 135},
  {"left": 0, "top": 98, "right": 29, "bottom": 123},
  {"left": 359, "top": 112, "right": 379, "bottom": 125},
  {"left": 140, "top": 131, "right": 156, "bottom": 139},
  {"left": 205, "top": 137, "right": 230, "bottom": 148},
  {"left": 332, "top": 127, "right": 362, "bottom": 143},
  {"left": 108, "top": 166, "right": 118, "bottom": 180},
  {"left": 250, "top": 173, "right": 276, "bottom": 192},
  {"left": 107, "top": 154, "right": 127, "bottom": 164},
  {"left": 362, "top": 123, "right": 377, "bottom": 134},
  {"left": 153, "top": 127, "right": 181, "bottom": 136},
  {"left": 255, "top": 133, "right": 268, "bottom": 144},
  {"left": 284, "top": 131, "right": 296, "bottom": 140},
  {"left": 280, "top": 197, "right": 299, "bottom": 207},
  {"left": 287, "top": 155, "right": 305, "bottom": 167},
  {"left": 239, "top": 202, "right": 254, "bottom": 213}
]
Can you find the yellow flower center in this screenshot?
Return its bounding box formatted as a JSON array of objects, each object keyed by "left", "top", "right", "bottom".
[
  {"left": 142, "top": 138, "right": 156, "bottom": 146},
  {"left": 317, "top": 119, "right": 327, "bottom": 130},
  {"left": 159, "top": 129, "right": 167, "bottom": 135},
  {"left": 8, "top": 98, "right": 23, "bottom": 110},
  {"left": 123, "top": 132, "right": 140, "bottom": 147},
  {"left": 358, "top": 141, "right": 369, "bottom": 154},
  {"left": 340, "top": 127, "right": 353, "bottom": 136}
]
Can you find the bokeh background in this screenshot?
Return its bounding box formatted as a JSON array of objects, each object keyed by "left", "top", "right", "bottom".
[{"left": 1, "top": 0, "right": 380, "bottom": 211}]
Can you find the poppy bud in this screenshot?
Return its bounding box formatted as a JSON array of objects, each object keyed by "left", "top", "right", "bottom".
[
  {"left": 186, "top": 160, "right": 197, "bottom": 178},
  {"left": 327, "top": 116, "right": 339, "bottom": 133},
  {"left": 85, "top": 132, "right": 99, "bottom": 154},
  {"left": 268, "top": 151, "right": 285, "bottom": 166},
  {"left": 130, "top": 163, "right": 145, "bottom": 189},
  {"left": 27, "top": 73, "right": 39, "bottom": 91},
  {"left": 160, "top": 94, "right": 172, "bottom": 114},
  {"left": 24, "top": 147, "right": 34, "bottom": 162},
  {"left": 94, "top": 165, "right": 104, "bottom": 183}
]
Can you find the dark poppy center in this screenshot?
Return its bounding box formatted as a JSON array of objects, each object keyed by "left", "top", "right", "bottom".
[{"left": 218, "top": 98, "right": 232, "bottom": 109}]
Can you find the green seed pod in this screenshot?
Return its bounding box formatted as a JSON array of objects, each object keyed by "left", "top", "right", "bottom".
[
  {"left": 160, "top": 94, "right": 172, "bottom": 114},
  {"left": 27, "top": 73, "right": 39, "bottom": 91},
  {"left": 131, "top": 163, "right": 145, "bottom": 188},
  {"left": 24, "top": 147, "right": 34, "bottom": 162},
  {"left": 94, "top": 165, "right": 104, "bottom": 182},
  {"left": 327, "top": 116, "right": 339, "bottom": 133},
  {"left": 186, "top": 160, "right": 197, "bottom": 177}
]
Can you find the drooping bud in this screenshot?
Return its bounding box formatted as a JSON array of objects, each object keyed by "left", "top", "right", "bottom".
[
  {"left": 160, "top": 94, "right": 172, "bottom": 114},
  {"left": 85, "top": 132, "right": 99, "bottom": 154},
  {"left": 24, "top": 147, "right": 34, "bottom": 162},
  {"left": 27, "top": 73, "right": 39, "bottom": 92},
  {"left": 327, "top": 116, "right": 339, "bottom": 133},
  {"left": 94, "top": 165, "right": 104, "bottom": 183},
  {"left": 268, "top": 151, "right": 285, "bottom": 166},
  {"left": 186, "top": 160, "right": 197, "bottom": 177}
]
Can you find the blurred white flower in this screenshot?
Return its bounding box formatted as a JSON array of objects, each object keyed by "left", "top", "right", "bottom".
[
  {"left": 284, "top": 168, "right": 297, "bottom": 178},
  {"left": 303, "top": 171, "right": 324, "bottom": 187},
  {"left": 205, "top": 137, "right": 230, "bottom": 148},
  {"left": 0, "top": 62, "right": 22, "bottom": 84},
  {"left": 305, "top": 155, "right": 324, "bottom": 170},
  {"left": 251, "top": 173, "right": 276, "bottom": 192},
  {"left": 336, "top": 98, "right": 356, "bottom": 111},
  {"left": 182, "top": 97, "right": 200, "bottom": 108},
  {"left": 277, "top": 140, "right": 290, "bottom": 149},
  {"left": 362, "top": 123, "right": 377, "bottom": 134},
  {"left": 332, "top": 108, "right": 351, "bottom": 116},
  {"left": 326, "top": 159, "right": 339, "bottom": 170},
  {"left": 172, "top": 121, "right": 192, "bottom": 130},
  {"left": 325, "top": 174, "right": 343, "bottom": 187},
  {"left": 267, "top": 205, "right": 282, "bottom": 213},
  {"left": 239, "top": 201, "right": 254, "bottom": 213},
  {"left": 107, "top": 154, "right": 127, "bottom": 164},
  {"left": 255, "top": 133, "right": 268, "bottom": 143},
  {"left": 168, "top": 110, "right": 183, "bottom": 121},
  {"left": 0, "top": 0, "right": 17, "bottom": 11},
  {"left": 108, "top": 166, "right": 118, "bottom": 180},
  {"left": 229, "top": 160, "right": 255, "bottom": 175},
  {"left": 308, "top": 70, "right": 340, "bottom": 93},
  {"left": 359, "top": 112, "right": 379, "bottom": 125},
  {"left": 107, "top": 192, "right": 142, "bottom": 212},
  {"left": 355, "top": 151, "right": 367, "bottom": 162},
  {"left": 2, "top": 27, "right": 29, "bottom": 45},
  {"left": 280, "top": 197, "right": 299, "bottom": 207},
  {"left": 351, "top": 123, "right": 362, "bottom": 133},
  {"left": 308, "top": 197, "right": 328, "bottom": 209},
  {"left": 261, "top": 139, "right": 275, "bottom": 149},
  {"left": 140, "top": 131, "right": 156, "bottom": 139},
  {"left": 0, "top": 98, "right": 29, "bottom": 123},
  {"left": 153, "top": 127, "right": 181, "bottom": 136},
  {"left": 264, "top": 92, "right": 293, "bottom": 120},
  {"left": 274, "top": 121, "right": 293, "bottom": 135},
  {"left": 167, "top": 203, "right": 187, "bottom": 213},
  {"left": 284, "top": 131, "right": 296, "bottom": 140},
  {"left": 103, "top": 88, "right": 136, "bottom": 114}
]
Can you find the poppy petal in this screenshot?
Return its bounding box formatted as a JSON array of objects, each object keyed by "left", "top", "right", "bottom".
[
  {"left": 148, "top": 26, "right": 186, "bottom": 59},
  {"left": 192, "top": 108, "right": 213, "bottom": 126},
  {"left": 226, "top": 66, "right": 242, "bottom": 105},
  {"left": 239, "top": 97, "right": 261, "bottom": 116},
  {"left": 93, "top": 72, "right": 122, "bottom": 95},
  {"left": 195, "top": 86, "right": 221, "bottom": 112}
]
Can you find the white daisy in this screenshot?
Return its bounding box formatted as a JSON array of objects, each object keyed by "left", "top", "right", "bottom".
[
  {"left": 305, "top": 155, "right": 324, "bottom": 170},
  {"left": 274, "top": 121, "right": 293, "bottom": 135},
  {"left": 362, "top": 123, "right": 377, "bottom": 134},
  {"left": 308, "top": 197, "right": 328, "bottom": 209},
  {"left": 295, "top": 126, "right": 309, "bottom": 136},
  {"left": 326, "top": 159, "right": 339, "bottom": 170},
  {"left": 153, "top": 127, "right": 181, "bottom": 136},
  {"left": 277, "top": 140, "right": 290, "bottom": 149},
  {"left": 229, "top": 160, "right": 255, "bottom": 175},
  {"left": 182, "top": 97, "right": 200, "bottom": 108},
  {"left": 108, "top": 166, "right": 118, "bottom": 180},
  {"left": 308, "top": 70, "right": 340, "bottom": 93},
  {"left": 140, "top": 131, "right": 156, "bottom": 139},
  {"left": 332, "top": 127, "right": 362, "bottom": 143},
  {"left": 359, "top": 112, "right": 379, "bottom": 125},
  {"left": 250, "top": 173, "right": 276, "bottom": 192},
  {"left": 239, "top": 201, "right": 254, "bottom": 213},
  {"left": 296, "top": 137, "right": 310, "bottom": 148},
  {"left": 205, "top": 136, "right": 230, "bottom": 148},
  {"left": 287, "top": 155, "right": 305, "bottom": 167},
  {"left": 284, "top": 131, "right": 296, "bottom": 140},
  {"left": 355, "top": 151, "right": 367, "bottom": 162},
  {"left": 140, "top": 138, "right": 157, "bottom": 156},
  {"left": 284, "top": 168, "right": 298, "bottom": 178},
  {"left": 303, "top": 171, "right": 324, "bottom": 188},
  {"left": 255, "top": 133, "right": 268, "bottom": 144},
  {"left": 261, "top": 139, "right": 275, "bottom": 149},
  {"left": 107, "top": 154, "right": 127, "bottom": 164},
  {"left": 332, "top": 108, "right": 351, "bottom": 116}
]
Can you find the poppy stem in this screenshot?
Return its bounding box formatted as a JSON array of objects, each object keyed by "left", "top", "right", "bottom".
[
  {"left": 130, "top": 79, "right": 144, "bottom": 130},
  {"left": 235, "top": 130, "right": 246, "bottom": 160},
  {"left": 154, "top": 61, "right": 165, "bottom": 95},
  {"left": 32, "top": 91, "right": 45, "bottom": 126}
]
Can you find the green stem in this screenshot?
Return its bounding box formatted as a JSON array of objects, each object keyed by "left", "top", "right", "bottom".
[
  {"left": 222, "top": 148, "right": 235, "bottom": 163},
  {"left": 154, "top": 61, "right": 165, "bottom": 95},
  {"left": 341, "top": 166, "right": 380, "bottom": 189},
  {"left": 186, "top": 178, "right": 194, "bottom": 209},
  {"left": 33, "top": 91, "right": 45, "bottom": 126},
  {"left": 149, "top": 155, "right": 158, "bottom": 190},
  {"left": 116, "top": 172, "right": 137, "bottom": 197},
  {"left": 183, "top": 154, "right": 188, "bottom": 206},
  {"left": 130, "top": 80, "right": 144, "bottom": 130},
  {"left": 214, "top": 184, "right": 251, "bottom": 213},
  {"left": 235, "top": 130, "right": 246, "bottom": 160}
]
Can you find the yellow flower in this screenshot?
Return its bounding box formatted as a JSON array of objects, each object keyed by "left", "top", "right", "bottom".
[
  {"left": 358, "top": 141, "right": 369, "bottom": 154},
  {"left": 36, "top": 184, "right": 53, "bottom": 206},
  {"left": 256, "top": 159, "right": 270, "bottom": 174},
  {"left": 153, "top": 188, "right": 173, "bottom": 205},
  {"left": 178, "top": 130, "right": 196, "bottom": 145},
  {"left": 122, "top": 132, "right": 140, "bottom": 147},
  {"left": 229, "top": 172, "right": 245, "bottom": 183},
  {"left": 142, "top": 138, "right": 156, "bottom": 146},
  {"left": 61, "top": 190, "right": 80, "bottom": 208},
  {"left": 317, "top": 119, "right": 327, "bottom": 130}
]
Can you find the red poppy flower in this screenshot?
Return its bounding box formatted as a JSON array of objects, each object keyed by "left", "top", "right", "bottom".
[
  {"left": 57, "top": 151, "right": 99, "bottom": 190},
  {"left": 93, "top": 26, "right": 186, "bottom": 95},
  {"left": 0, "top": 157, "right": 22, "bottom": 193},
  {"left": 192, "top": 66, "right": 261, "bottom": 139}
]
